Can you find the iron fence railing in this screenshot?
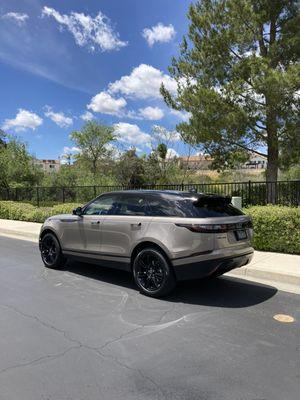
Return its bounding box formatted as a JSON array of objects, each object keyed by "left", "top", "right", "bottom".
[{"left": 0, "top": 180, "right": 299, "bottom": 207}]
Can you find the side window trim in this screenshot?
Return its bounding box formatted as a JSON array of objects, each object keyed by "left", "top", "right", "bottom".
[{"left": 82, "top": 194, "right": 120, "bottom": 216}]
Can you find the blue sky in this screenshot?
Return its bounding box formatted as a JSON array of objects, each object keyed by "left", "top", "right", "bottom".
[{"left": 0, "top": 0, "right": 193, "bottom": 160}]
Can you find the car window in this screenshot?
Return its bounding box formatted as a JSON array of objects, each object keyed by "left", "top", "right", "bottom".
[
  {"left": 116, "top": 194, "right": 148, "bottom": 216},
  {"left": 147, "top": 195, "right": 187, "bottom": 217},
  {"left": 83, "top": 194, "right": 120, "bottom": 215},
  {"left": 147, "top": 194, "right": 244, "bottom": 218},
  {"left": 180, "top": 200, "right": 245, "bottom": 217}
]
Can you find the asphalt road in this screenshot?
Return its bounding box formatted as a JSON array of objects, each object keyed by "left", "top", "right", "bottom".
[{"left": 0, "top": 236, "right": 299, "bottom": 400}]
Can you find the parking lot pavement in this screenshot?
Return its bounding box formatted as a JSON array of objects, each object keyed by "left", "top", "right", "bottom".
[{"left": 0, "top": 236, "right": 299, "bottom": 400}]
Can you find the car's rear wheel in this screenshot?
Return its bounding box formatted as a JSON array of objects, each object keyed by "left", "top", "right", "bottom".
[
  {"left": 40, "top": 233, "right": 66, "bottom": 269},
  {"left": 132, "top": 248, "right": 176, "bottom": 297}
]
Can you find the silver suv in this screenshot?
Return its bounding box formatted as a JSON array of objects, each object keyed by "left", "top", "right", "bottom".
[{"left": 39, "top": 190, "right": 254, "bottom": 297}]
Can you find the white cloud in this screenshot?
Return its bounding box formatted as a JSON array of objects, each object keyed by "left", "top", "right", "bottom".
[
  {"left": 42, "top": 7, "right": 127, "bottom": 52},
  {"left": 138, "top": 106, "right": 164, "bottom": 120},
  {"left": 1, "top": 12, "right": 29, "bottom": 25},
  {"left": 2, "top": 109, "right": 43, "bottom": 132},
  {"left": 152, "top": 125, "right": 181, "bottom": 142},
  {"left": 63, "top": 146, "right": 80, "bottom": 154},
  {"left": 109, "top": 64, "right": 177, "bottom": 100},
  {"left": 87, "top": 91, "right": 127, "bottom": 116},
  {"left": 170, "top": 109, "right": 191, "bottom": 122},
  {"left": 166, "top": 148, "right": 179, "bottom": 159},
  {"left": 142, "top": 23, "right": 176, "bottom": 47},
  {"left": 127, "top": 106, "right": 164, "bottom": 120},
  {"left": 80, "top": 111, "right": 95, "bottom": 121},
  {"left": 113, "top": 122, "right": 151, "bottom": 147},
  {"left": 44, "top": 106, "right": 73, "bottom": 128}
]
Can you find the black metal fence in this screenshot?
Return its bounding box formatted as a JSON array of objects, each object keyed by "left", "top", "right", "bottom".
[{"left": 0, "top": 180, "right": 299, "bottom": 207}]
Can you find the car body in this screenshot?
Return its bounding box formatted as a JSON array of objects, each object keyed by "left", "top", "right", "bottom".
[{"left": 39, "top": 190, "right": 254, "bottom": 297}]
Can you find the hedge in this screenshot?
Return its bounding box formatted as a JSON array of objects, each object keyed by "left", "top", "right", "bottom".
[
  {"left": 0, "top": 201, "right": 80, "bottom": 223},
  {"left": 0, "top": 201, "right": 299, "bottom": 254},
  {"left": 245, "top": 205, "right": 300, "bottom": 254}
]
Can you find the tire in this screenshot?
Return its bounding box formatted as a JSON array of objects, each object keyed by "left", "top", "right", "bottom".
[
  {"left": 40, "top": 233, "right": 66, "bottom": 269},
  {"left": 209, "top": 270, "right": 225, "bottom": 279},
  {"left": 132, "top": 247, "right": 176, "bottom": 298}
]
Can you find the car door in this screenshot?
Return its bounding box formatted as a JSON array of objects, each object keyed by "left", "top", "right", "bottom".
[
  {"left": 100, "top": 193, "right": 152, "bottom": 259},
  {"left": 63, "top": 194, "right": 119, "bottom": 254}
]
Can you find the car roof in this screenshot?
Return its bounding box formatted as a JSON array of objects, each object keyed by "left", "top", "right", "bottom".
[{"left": 100, "top": 190, "right": 201, "bottom": 198}]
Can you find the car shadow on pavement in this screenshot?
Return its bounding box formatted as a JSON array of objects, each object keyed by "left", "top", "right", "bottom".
[
  {"left": 65, "top": 260, "right": 277, "bottom": 308},
  {"left": 169, "top": 276, "right": 278, "bottom": 308}
]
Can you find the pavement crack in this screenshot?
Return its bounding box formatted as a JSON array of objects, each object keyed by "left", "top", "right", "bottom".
[
  {"left": 90, "top": 346, "right": 167, "bottom": 399},
  {"left": 98, "top": 326, "right": 142, "bottom": 351},
  {"left": 0, "top": 303, "right": 82, "bottom": 347},
  {"left": 0, "top": 345, "right": 80, "bottom": 375}
]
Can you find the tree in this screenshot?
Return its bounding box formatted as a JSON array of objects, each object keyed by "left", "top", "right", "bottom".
[
  {"left": 116, "top": 148, "right": 146, "bottom": 186},
  {"left": 161, "top": 0, "right": 300, "bottom": 196},
  {"left": 0, "top": 137, "right": 42, "bottom": 188},
  {"left": 147, "top": 125, "right": 182, "bottom": 183},
  {"left": 157, "top": 143, "right": 168, "bottom": 160},
  {"left": 62, "top": 152, "right": 73, "bottom": 166},
  {"left": 70, "top": 122, "right": 115, "bottom": 178},
  {"left": 0, "top": 129, "right": 6, "bottom": 149}
]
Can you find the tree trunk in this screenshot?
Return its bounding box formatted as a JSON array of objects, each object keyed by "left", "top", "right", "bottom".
[
  {"left": 92, "top": 159, "right": 97, "bottom": 180},
  {"left": 266, "top": 108, "right": 279, "bottom": 204}
]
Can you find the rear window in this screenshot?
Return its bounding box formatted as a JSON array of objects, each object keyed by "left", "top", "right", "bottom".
[{"left": 147, "top": 194, "right": 244, "bottom": 218}]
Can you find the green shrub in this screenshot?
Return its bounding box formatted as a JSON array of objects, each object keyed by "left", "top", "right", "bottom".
[
  {"left": 0, "top": 201, "right": 80, "bottom": 223},
  {"left": 245, "top": 205, "right": 300, "bottom": 254}
]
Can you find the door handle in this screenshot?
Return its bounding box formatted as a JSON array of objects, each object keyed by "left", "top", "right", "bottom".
[
  {"left": 131, "top": 222, "right": 141, "bottom": 228},
  {"left": 91, "top": 221, "right": 100, "bottom": 225}
]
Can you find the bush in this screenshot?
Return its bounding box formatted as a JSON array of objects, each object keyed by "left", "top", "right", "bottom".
[
  {"left": 245, "top": 205, "right": 300, "bottom": 254},
  {"left": 0, "top": 201, "right": 80, "bottom": 223}
]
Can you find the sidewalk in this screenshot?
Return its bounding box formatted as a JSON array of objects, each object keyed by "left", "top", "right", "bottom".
[{"left": 0, "top": 218, "right": 299, "bottom": 295}]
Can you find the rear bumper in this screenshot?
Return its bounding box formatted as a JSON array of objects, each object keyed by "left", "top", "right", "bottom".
[{"left": 173, "top": 251, "right": 254, "bottom": 281}]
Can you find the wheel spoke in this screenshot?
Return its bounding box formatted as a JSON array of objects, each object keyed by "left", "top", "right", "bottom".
[
  {"left": 41, "top": 236, "right": 58, "bottom": 265},
  {"left": 136, "top": 251, "right": 166, "bottom": 292}
]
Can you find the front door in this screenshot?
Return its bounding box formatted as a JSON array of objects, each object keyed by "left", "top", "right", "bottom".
[{"left": 62, "top": 194, "right": 119, "bottom": 255}]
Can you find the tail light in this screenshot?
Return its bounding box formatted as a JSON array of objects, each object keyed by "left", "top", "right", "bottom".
[{"left": 175, "top": 220, "right": 252, "bottom": 233}]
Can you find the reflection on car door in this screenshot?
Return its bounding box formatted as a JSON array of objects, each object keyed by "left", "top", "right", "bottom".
[
  {"left": 100, "top": 193, "right": 152, "bottom": 259},
  {"left": 63, "top": 194, "right": 119, "bottom": 254}
]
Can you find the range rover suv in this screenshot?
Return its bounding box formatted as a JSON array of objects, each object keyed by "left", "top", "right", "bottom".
[{"left": 39, "top": 190, "right": 254, "bottom": 297}]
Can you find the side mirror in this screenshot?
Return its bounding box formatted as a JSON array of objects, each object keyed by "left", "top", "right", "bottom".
[{"left": 73, "top": 207, "right": 83, "bottom": 216}]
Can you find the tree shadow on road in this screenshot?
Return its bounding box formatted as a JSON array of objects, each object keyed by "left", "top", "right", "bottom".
[{"left": 65, "top": 260, "right": 277, "bottom": 308}]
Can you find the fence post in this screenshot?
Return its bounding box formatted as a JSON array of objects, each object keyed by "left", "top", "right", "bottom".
[
  {"left": 36, "top": 187, "right": 40, "bottom": 207},
  {"left": 62, "top": 187, "right": 65, "bottom": 203},
  {"left": 181, "top": 183, "right": 184, "bottom": 191},
  {"left": 94, "top": 185, "right": 97, "bottom": 197},
  {"left": 248, "top": 180, "right": 251, "bottom": 205}
]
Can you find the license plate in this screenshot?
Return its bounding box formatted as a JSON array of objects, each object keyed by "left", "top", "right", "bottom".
[{"left": 235, "top": 230, "right": 247, "bottom": 241}]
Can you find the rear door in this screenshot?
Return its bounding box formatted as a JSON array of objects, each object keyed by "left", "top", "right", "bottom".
[{"left": 100, "top": 193, "right": 152, "bottom": 258}]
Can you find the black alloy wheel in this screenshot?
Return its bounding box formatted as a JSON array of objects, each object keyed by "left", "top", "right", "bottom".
[
  {"left": 133, "top": 248, "right": 176, "bottom": 297},
  {"left": 40, "top": 233, "right": 65, "bottom": 269}
]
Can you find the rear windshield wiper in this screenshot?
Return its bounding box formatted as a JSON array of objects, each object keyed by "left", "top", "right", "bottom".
[{"left": 193, "top": 194, "right": 232, "bottom": 207}]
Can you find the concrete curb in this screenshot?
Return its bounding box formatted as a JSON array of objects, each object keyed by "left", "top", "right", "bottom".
[
  {"left": 228, "top": 265, "right": 300, "bottom": 286},
  {"left": 0, "top": 219, "right": 41, "bottom": 242},
  {"left": 0, "top": 228, "right": 39, "bottom": 241}
]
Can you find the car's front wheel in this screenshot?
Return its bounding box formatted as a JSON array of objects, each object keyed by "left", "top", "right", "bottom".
[
  {"left": 40, "top": 233, "right": 66, "bottom": 269},
  {"left": 132, "top": 248, "right": 176, "bottom": 297}
]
